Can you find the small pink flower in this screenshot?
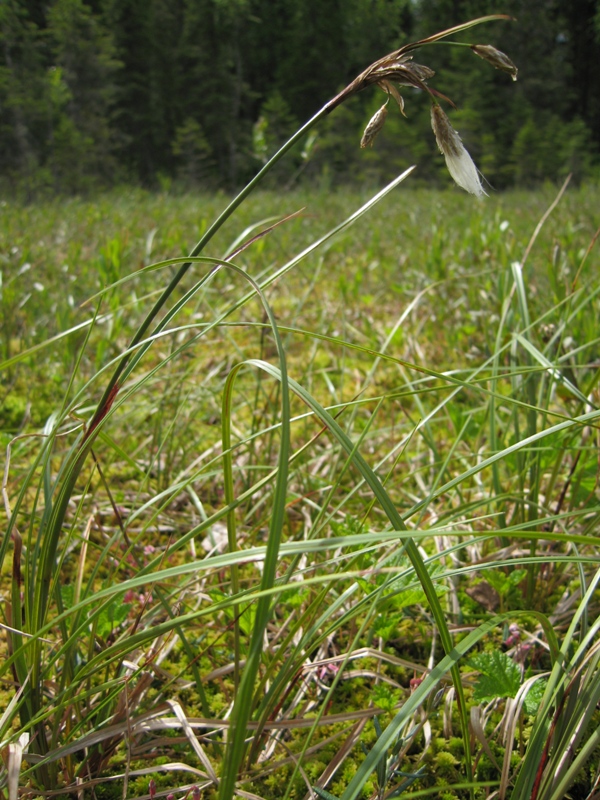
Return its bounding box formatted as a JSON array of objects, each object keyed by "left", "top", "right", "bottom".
[
  {"left": 317, "top": 663, "right": 339, "bottom": 680},
  {"left": 514, "top": 642, "right": 533, "bottom": 665},
  {"left": 505, "top": 623, "right": 521, "bottom": 647}
]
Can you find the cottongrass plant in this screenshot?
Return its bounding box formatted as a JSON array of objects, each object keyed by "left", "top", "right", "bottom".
[{"left": 3, "top": 14, "right": 600, "bottom": 800}]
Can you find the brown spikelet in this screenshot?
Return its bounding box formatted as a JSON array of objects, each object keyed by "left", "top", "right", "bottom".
[
  {"left": 360, "top": 104, "right": 389, "bottom": 148},
  {"left": 431, "top": 104, "right": 462, "bottom": 158},
  {"left": 471, "top": 44, "right": 518, "bottom": 80},
  {"left": 379, "top": 80, "right": 406, "bottom": 116}
]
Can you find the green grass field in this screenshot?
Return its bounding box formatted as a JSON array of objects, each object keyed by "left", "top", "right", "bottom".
[{"left": 1, "top": 181, "right": 600, "bottom": 800}]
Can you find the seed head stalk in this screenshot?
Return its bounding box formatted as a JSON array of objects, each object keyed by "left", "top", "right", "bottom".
[
  {"left": 32, "top": 15, "right": 517, "bottom": 797},
  {"left": 90, "top": 11, "right": 515, "bottom": 432}
]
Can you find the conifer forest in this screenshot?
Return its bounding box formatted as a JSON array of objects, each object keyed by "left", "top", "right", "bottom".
[{"left": 1, "top": 0, "right": 600, "bottom": 195}]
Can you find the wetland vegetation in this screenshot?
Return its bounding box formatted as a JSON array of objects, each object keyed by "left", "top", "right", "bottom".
[
  {"left": 2, "top": 179, "right": 600, "bottom": 799},
  {"left": 2, "top": 8, "right": 600, "bottom": 800}
]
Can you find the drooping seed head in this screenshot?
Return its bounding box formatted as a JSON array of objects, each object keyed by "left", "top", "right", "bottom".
[
  {"left": 360, "top": 104, "right": 388, "bottom": 148},
  {"left": 373, "top": 57, "right": 436, "bottom": 88},
  {"left": 379, "top": 80, "right": 406, "bottom": 116},
  {"left": 430, "top": 104, "right": 486, "bottom": 197},
  {"left": 471, "top": 44, "right": 518, "bottom": 80},
  {"left": 324, "top": 15, "right": 516, "bottom": 201}
]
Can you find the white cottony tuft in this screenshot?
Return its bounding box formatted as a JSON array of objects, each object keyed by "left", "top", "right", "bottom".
[
  {"left": 431, "top": 104, "right": 486, "bottom": 198},
  {"left": 443, "top": 145, "right": 486, "bottom": 198}
]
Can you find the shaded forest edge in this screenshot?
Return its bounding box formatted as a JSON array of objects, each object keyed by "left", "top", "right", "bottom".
[{"left": 2, "top": 0, "right": 600, "bottom": 197}]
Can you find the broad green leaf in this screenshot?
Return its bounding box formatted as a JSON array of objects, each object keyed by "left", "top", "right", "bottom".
[
  {"left": 468, "top": 650, "right": 521, "bottom": 703},
  {"left": 523, "top": 678, "right": 547, "bottom": 716}
]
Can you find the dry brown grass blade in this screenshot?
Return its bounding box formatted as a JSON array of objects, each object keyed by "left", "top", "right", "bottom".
[
  {"left": 165, "top": 699, "right": 219, "bottom": 784},
  {"left": 225, "top": 208, "right": 306, "bottom": 261},
  {"left": 236, "top": 789, "right": 269, "bottom": 800},
  {"left": 443, "top": 687, "right": 456, "bottom": 737},
  {"left": 34, "top": 701, "right": 387, "bottom": 779},
  {"left": 30, "top": 705, "right": 188, "bottom": 763},
  {"left": 140, "top": 707, "right": 386, "bottom": 734},
  {"left": 342, "top": 669, "right": 402, "bottom": 688},
  {"left": 471, "top": 705, "right": 502, "bottom": 772},
  {"left": 247, "top": 727, "right": 355, "bottom": 783},
  {"left": 82, "top": 669, "right": 156, "bottom": 776},
  {"left": 521, "top": 173, "right": 572, "bottom": 268},
  {"left": 8, "top": 733, "right": 28, "bottom": 800},
  {"left": 29, "top": 769, "right": 211, "bottom": 799},
  {"left": 309, "top": 716, "right": 369, "bottom": 800},
  {"left": 304, "top": 647, "right": 428, "bottom": 676}
]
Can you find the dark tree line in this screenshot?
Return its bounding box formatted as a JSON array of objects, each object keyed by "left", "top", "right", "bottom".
[{"left": 1, "top": 0, "right": 599, "bottom": 196}]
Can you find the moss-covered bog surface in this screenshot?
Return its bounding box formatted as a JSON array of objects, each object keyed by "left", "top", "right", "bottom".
[{"left": 1, "top": 184, "right": 600, "bottom": 799}]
